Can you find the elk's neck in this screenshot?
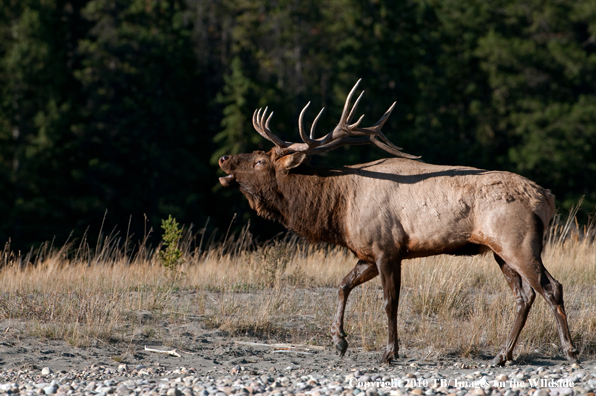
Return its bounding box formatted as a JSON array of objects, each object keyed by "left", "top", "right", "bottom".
[{"left": 270, "top": 169, "right": 349, "bottom": 246}]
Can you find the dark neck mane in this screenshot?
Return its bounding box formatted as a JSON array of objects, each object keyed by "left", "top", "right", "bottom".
[{"left": 275, "top": 167, "right": 349, "bottom": 246}]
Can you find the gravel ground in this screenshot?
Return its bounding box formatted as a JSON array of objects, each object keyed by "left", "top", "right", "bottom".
[{"left": 0, "top": 336, "right": 594, "bottom": 396}]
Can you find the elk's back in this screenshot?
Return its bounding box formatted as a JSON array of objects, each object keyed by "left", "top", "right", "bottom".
[{"left": 340, "top": 158, "right": 554, "bottom": 259}]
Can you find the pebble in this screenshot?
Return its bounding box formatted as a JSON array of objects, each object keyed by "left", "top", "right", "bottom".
[{"left": 0, "top": 362, "right": 592, "bottom": 396}]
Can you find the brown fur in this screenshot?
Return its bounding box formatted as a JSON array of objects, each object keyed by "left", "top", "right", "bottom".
[{"left": 218, "top": 149, "right": 578, "bottom": 365}]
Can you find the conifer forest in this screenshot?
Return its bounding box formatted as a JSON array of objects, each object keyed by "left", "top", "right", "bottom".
[{"left": 1, "top": 0, "right": 595, "bottom": 249}]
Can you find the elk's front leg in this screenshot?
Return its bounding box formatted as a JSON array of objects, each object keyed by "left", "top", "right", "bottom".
[
  {"left": 331, "top": 260, "right": 378, "bottom": 357},
  {"left": 377, "top": 254, "right": 402, "bottom": 364}
]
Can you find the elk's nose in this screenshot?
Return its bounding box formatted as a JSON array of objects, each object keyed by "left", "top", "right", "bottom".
[{"left": 219, "top": 155, "right": 230, "bottom": 165}]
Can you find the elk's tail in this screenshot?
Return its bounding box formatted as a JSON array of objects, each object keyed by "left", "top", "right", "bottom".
[{"left": 540, "top": 190, "right": 556, "bottom": 237}]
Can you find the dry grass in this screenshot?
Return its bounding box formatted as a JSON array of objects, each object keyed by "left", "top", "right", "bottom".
[{"left": 0, "top": 214, "right": 594, "bottom": 361}]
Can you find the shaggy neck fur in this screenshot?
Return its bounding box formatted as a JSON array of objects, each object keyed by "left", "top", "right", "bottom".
[{"left": 247, "top": 166, "right": 350, "bottom": 247}]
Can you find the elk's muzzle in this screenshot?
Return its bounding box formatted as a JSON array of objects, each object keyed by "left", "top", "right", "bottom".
[{"left": 218, "top": 155, "right": 239, "bottom": 188}]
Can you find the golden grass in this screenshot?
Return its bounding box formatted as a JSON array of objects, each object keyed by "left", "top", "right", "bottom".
[{"left": 0, "top": 221, "right": 594, "bottom": 361}]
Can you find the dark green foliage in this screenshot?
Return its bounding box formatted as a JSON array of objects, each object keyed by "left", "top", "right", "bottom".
[{"left": 0, "top": 0, "right": 594, "bottom": 249}]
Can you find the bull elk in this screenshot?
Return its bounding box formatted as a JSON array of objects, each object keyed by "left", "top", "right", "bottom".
[{"left": 218, "top": 80, "right": 578, "bottom": 365}]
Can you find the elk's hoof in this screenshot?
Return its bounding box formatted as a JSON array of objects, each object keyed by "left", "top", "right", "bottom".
[
  {"left": 381, "top": 350, "right": 395, "bottom": 364},
  {"left": 492, "top": 353, "right": 507, "bottom": 367},
  {"left": 565, "top": 348, "right": 579, "bottom": 364},
  {"left": 492, "top": 349, "right": 515, "bottom": 366},
  {"left": 336, "top": 339, "right": 349, "bottom": 358}
]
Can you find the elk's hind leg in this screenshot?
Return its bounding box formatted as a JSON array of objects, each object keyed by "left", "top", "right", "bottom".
[
  {"left": 497, "top": 232, "right": 578, "bottom": 364},
  {"left": 331, "top": 260, "right": 378, "bottom": 357},
  {"left": 493, "top": 254, "right": 536, "bottom": 366},
  {"left": 516, "top": 264, "right": 578, "bottom": 363}
]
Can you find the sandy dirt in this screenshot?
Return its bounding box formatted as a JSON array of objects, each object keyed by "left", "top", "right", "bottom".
[{"left": 0, "top": 318, "right": 591, "bottom": 376}]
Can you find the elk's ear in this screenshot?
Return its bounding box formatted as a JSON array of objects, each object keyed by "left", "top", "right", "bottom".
[{"left": 277, "top": 152, "right": 310, "bottom": 170}]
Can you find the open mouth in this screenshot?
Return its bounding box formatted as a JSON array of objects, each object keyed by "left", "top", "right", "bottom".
[{"left": 219, "top": 174, "right": 239, "bottom": 188}]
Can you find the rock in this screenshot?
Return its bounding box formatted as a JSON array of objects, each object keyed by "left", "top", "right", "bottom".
[
  {"left": 218, "top": 386, "right": 233, "bottom": 394},
  {"left": 552, "top": 388, "right": 573, "bottom": 396},
  {"left": 534, "top": 390, "right": 549, "bottom": 396},
  {"left": 167, "top": 388, "right": 183, "bottom": 396},
  {"left": 84, "top": 382, "right": 97, "bottom": 391},
  {"left": 41, "top": 367, "right": 52, "bottom": 376},
  {"left": 58, "top": 384, "right": 73, "bottom": 392},
  {"left": 43, "top": 385, "right": 57, "bottom": 395},
  {"left": 412, "top": 389, "right": 424, "bottom": 395},
  {"left": 116, "top": 384, "right": 132, "bottom": 395}
]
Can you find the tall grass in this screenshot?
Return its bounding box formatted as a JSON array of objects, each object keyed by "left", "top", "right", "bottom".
[{"left": 0, "top": 211, "right": 594, "bottom": 361}]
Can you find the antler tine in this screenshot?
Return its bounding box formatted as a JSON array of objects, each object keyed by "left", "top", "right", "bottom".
[
  {"left": 346, "top": 90, "right": 365, "bottom": 124},
  {"left": 264, "top": 109, "right": 274, "bottom": 128},
  {"left": 298, "top": 102, "right": 313, "bottom": 145},
  {"left": 252, "top": 107, "right": 288, "bottom": 148},
  {"left": 370, "top": 135, "right": 420, "bottom": 159},
  {"left": 299, "top": 102, "right": 327, "bottom": 146},
  {"left": 252, "top": 108, "right": 266, "bottom": 139},
  {"left": 310, "top": 107, "right": 325, "bottom": 140},
  {"left": 371, "top": 101, "right": 397, "bottom": 130},
  {"left": 340, "top": 79, "right": 362, "bottom": 125},
  {"left": 259, "top": 107, "right": 269, "bottom": 131},
  {"left": 349, "top": 114, "right": 365, "bottom": 130},
  {"left": 347, "top": 99, "right": 394, "bottom": 135}
]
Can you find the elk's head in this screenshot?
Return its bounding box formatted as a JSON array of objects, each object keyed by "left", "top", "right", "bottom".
[{"left": 218, "top": 80, "right": 420, "bottom": 215}]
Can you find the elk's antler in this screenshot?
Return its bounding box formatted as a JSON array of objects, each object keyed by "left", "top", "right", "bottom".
[{"left": 252, "top": 80, "right": 420, "bottom": 159}]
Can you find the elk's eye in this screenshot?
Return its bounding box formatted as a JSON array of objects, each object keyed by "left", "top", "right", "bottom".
[{"left": 255, "top": 159, "right": 266, "bottom": 167}]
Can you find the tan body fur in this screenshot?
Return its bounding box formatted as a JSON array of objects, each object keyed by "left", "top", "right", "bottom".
[{"left": 328, "top": 158, "right": 554, "bottom": 260}]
